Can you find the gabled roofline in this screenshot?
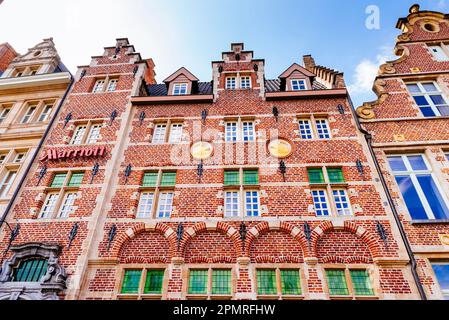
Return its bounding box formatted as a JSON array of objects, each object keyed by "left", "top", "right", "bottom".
[
  {"left": 279, "top": 63, "right": 315, "bottom": 78},
  {"left": 163, "top": 67, "right": 199, "bottom": 83}
]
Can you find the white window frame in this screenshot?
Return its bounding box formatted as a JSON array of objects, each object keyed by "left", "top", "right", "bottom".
[
  {"left": 71, "top": 125, "right": 88, "bottom": 145},
  {"left": 240, "top": 76, "right": 251, "bottom": 89},
  {"left": 136, "top": 192, "right": 155, "bottom": 219},
  {"left": 332, "top": 189, "right": 353, "bottom": 216},
  {"left": 71, "top": 122, "right": 102, "bottom": 145},
  {"left": 86, "top": 124, "right": 102, "bottom": 144},
  {"left": 39, "top": 193, "right": 59, "bottom": 219},
  {"left": 106, "top": 79, "right": 119, "bottom": 92},
  {"left": 156, "top": 192, "right": 174, "bottom": 219},
  {"left": 428, "top": 44, "right": 449, "bottom": 62},
  {"left": 152, "top": 123, "right": 168, "bottom": 144},
  {"left": 291, "top": 79, "right": 307, "bottom": 91},
  {"left": 225, "top": 119, "right": 256, "bottom": 142},
  {"left": 13, "top": 152, "right": 26, "bottom": 163},
  {"left": 298, "top": 119, "right": 313, "bottom": 139},
  {"left": 244, "top": 190, "right": 261, "bottom": 217},
  {"left": 0, "top": 170, "right": 17, "bottom": 198},
  {"left": 406, "top": 81, "right": 449, "bottom": 117},
  {"left": 297, "top": 116, "right": 331, "bottom": 140},
  {"left": 311, "top": 189, "right": 331, "bottom": 216},
  {"left": 0, "top": 107, "right": 11, "bottom": 124},
  {"left": 93, "top": 79, "right": 106, "bottom": 93},
  {"left": 226, "top": 77, "right": 236, "bottom": 90},
  {"left": 37, "top": 104, "right": 53, "bottom": 122},
  {"left": 21, "top": 105, "right": 37, "bottom": 124},
  {"left": 172, "top": 83, "right": 188, "bottom": 95},
  {"left": 224, "top": 191, "right": 240, "bottom": 217},
  {"left": 388, "top": 154, "right": 449, "bottom": 220},
  {"left": 58, "top": 192, "right": 77, "bottom": 218},
  {"left": 431, "top": 261, "right": 449, "bottom": 299},
  {"left": 316, "top": 119, "right": 331, "bottom": 140},
  {"left": 168, "top": 123, "right": 183, "bottom": 144}
]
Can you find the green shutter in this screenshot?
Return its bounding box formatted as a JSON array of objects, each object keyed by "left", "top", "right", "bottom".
[
  {"left": 280, "top": 270, "right": 301, "bottom": 295},
  {"left": 211, "top": 269, "right": 231, "bottom": 295},
  {"left": 257, "top": 269, "right": 277, "bottom": 295},
  {"left": 142, "top": 172, "right": 158, "bottom": 187},
  {"left": 308, "top": 168, "right": 325, "bottom": 184},
  {"left": 144, "top": 270, "right": 164, "bottom": 294},
  {"left": 224, "top": 171, "right": 240, "bottom": 186},
  {"left": 121, "top": 270, "right": 142, "bottom": 294},
  {"left": 328, "top": 168, "right": 345, "bottom": 184},
  {"left": 13, "top": 258, "right": 48, "bottom": 282},
  {"left": 350, "top": 270, "right": 374, "bottom": 296},
  {"left": 68, "top": 172, "right": 84, "bottom": 187},
  {"left": 51, "top": 173, "right": 67, "bottom": 188},
  {"left": 160, "top": 172, "right": 176, "bottom": 187},
  {"left": 188, "top": 270, "right": 208, "bottom": 294},
  {"left": 326, "top": 270, "right": 349, "bottom": 296},
  {"left": 243, "top": 170, "right": 259, "bottom": 185}
]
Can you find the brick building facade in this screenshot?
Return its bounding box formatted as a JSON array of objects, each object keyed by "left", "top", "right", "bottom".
[
  {"left": 357, "top": 4, "right": 449, "bottom": 300},
  {"left": 0, "top": 34, "right": 423, "bottom": 300}
]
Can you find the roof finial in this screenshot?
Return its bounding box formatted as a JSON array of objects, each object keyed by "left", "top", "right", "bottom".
[{"left": 409, "top": 4, "right": 420, "bottom": 14}]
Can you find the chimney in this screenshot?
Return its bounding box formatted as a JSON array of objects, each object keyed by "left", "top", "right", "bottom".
[
  {"left": 144, "top": 58, "right": 156, "bottom": 84},
  {"left": 303, "top": 55, "right": 316, "bottom": 72}
]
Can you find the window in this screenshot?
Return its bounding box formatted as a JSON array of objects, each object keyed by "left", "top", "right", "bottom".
[
  {"left": 0, "top": 170, "right": 17, "bottom": 198},
  {"left": 225, "top": 119, "right": 256, "bottom": 142},
  {"left": 0, "top": 107, "right": 10, "bottom": 124},
  {"left": 12, "top": 258, "right": 48, "bottom": 282},
  {"left": 297, "top": 116, "right": 331, "bottom": 140},
  {"left": 291, "top": 79, "right": 307, "bottom": 91},
  {"left": 308, "top": 167, "right": 351, "bottom": 216},
  {"left": 119, "top": 269, "right": 165, "bottom": 298},
  {"left": 39, "top": 172, "right": 84, "bottom": 219},
  {"left": 406, "top": 82, "right": 449, "bottom": 117},
  {"left": 21, "top": 105, "right": 37, "bottom": 124},
  {"left": 106, "top": 79, "right": 118, "bottom": 92},
  {"left": 92, "top": 80, "right": 105, "bottom": 93},
  {"left": 173, "top": 83, "right": 188, "bottom": 95},
  {"left": 0, "top": 153, "right": 7, "bottom": 164},
  {"left": 256, "top": 269, "right": 302, "bottom": 297},
  {"left": 432, "top": 262, "right": 449, "bottom": 300},
  {"left": 325, "top": 269, "right": 374, "bottom": 297},
  {"left": 388, "top": 154, "right": 449, "bottom": 220},
  {"left": 38, "top": 104, "right": 53, "bottom": 122},
  {"left": 151, "top": 121, "right": 183, "bottom": 144},
  {"left": 429, "top": 45, "right": 449, "bottom": 62},
  {"left": 136, "top": 171, "right": 176, "bottom": 219},
  {"left": 226, "top": 77, "right": 236, "bottom": 90},
  {"left": 223, "top": 169, "right": 260, "bottom": 217},
  {"left": 240, "top": 76, "right": 251, "bottom": 89},
  {"left": 187, "top": 268, "right": 232, "bottom": 297},
  {"left": 70, "top": 123, "right": 102, "bottom": 145},
  {"left": 13, "top": 152, "right": 26, "bottom": 163}
]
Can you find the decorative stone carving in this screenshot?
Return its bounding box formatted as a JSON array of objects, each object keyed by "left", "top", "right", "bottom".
[
  {"left": 0, "top": 243, "right": 66, "bottom": 300},
  {"left": 356, "top": 79, "right": 388, "bottom": 120}
]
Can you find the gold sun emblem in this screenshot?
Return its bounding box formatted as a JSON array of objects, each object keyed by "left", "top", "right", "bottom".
[
  {"left": 191, "top": 141, "right": 214, "bottom": 160},
  {"left": 268, "top": 139, "right": 292, "bottom": 158}
]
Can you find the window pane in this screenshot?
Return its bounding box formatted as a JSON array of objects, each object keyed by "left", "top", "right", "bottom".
[
  {"left": 212, "top": 269, "right": 231, "bottom": 295},
  {"left": 137, "top": 192, "right": 154, "bottom": 218},
  {"left": 224, "top": 171, "right": 240, "bottom": 186},
  {"left": 156, "top": 192, "right": 173, "bottom": 218},
  {"left": 224, "top": 191, "right": 239, "bottom": 217},
  {"left": 421, "top": 107, "right": 437, "bottom": 117},
  {"left": 413, "top": 96, "right": 430, "bottom": 106},
  {"left": 422, "top": 82, "right": 438, "bottom": 92},
  {"left": 333, "top": 189, "right": 352, "bottom": 216},
  {"left": 350, "top": 270, "right": 374, "bottom": 296},
  {"left": 144, "top": 270, "right": 164, "bottom": 294},
  {"left": 13, "top": 258, "right": 48, "bottom": 282},
  {"left": 308, "top": 168, "right": 325, "bottom": 184},
  {"left": 188, "top": 270, "right": 208, "bottom": 294},
  {"left": 242, "top": 122, "right": 255, "bottom": 142},
  {"left": 51, "top": 173, "right": 67, "bottom": 188},
  {"left": 152, "top": 124, "right": 167, "bottom": 144},
  {"left": 245, "top": 191, "right": 260, "bottom": 217},
  {"left": 395, "top": 176, "right": 429, "bottom": 220},
  {"left": 160, "top": 172, "right": 176, "bottom": 187},
  {"left": 326, "top": 270, "right": 349, "bottom": 296},
  {"left": 437, "top": 105, "right": 449, "bottom": 116},
  {"left": 142, "top": 172, "right": 158, "bottom": 187},
  {"left": 40, "top": 193, "right": 58, "bottom": 218},
  {"left": 257, "top": 270, "right": 277, "bottom": 295},
  {"left": 388, "top": 156, "right": 407, "bottom": 172},
  {"left": 298, "top": 120, "right": 313, "bottom": 139},
  {"left": 430, "top": 95, "right": 446, "bottom": 105},
  {"left": 58, "top": 192, "right": 77, "bottom": 218},
  {"left": 169, "top": 124, "right": 183, "bottom": 143},
  {"left": 407, "top": 155, "right": 428, "bottom": 171},
  {"left": 71, "top": 126, "right": 87, "bottom": 145},
  {"left": 68, "top": 172, "right": 84, "bottom": 187},
  {"left": 86, "top": 125, "right": 101, "bottom": 144},
  {"left": 417, "top": 175, "right": 449, "bottom": 220},
  {"left": 316, "top": 119, "right": 331, "bottom": 139},
  {"left": 406, "top": 84, "right": 421, "bottom": 93},
  {"left": 225, "top": 122, "right": 237, "bottom": 142},
  {"left": 432, "top": 264, "right": 449, "bottom": 300},
  {"left": 121, "top": 270, "right": 142, "bottom": 294},
  {"left": 281, "top": 270, "right": 301, "bottom": 295},
  {"left": 312, "top": 190, "right": 330, "bottom": 216},
  {"left": 243, "top": 170, "right": 259, "bottom": 185},
  {"left": 328, "top": 168, "right": 345, "bottom": 183}
]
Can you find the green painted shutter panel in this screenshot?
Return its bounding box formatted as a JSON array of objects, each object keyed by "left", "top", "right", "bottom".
[
  {"left": 13, "top": 258, "right": 48, "bottom": 282},
  {"left": 243, "top": 170, "right": 259, "bottom": 185},
  {"left": 326, "top": 270, "right": 349, "bottom": 296},
  {"left": 51, "top": 173, "right": 67, "bottom": 188},
  {"left": 188, "top": 270, "right": 208, "bottom": 294},
  {"left": 280, "top": 270, "right": 301, "bottom": 295},
  {"left": 257, "top": 269, "right": 277, "bottom": 295},
  {"left": 224, "top": 171, "right": 240, "bottom": 186},
  {"left": 68, "top": 172, "right": 84, "bottom": 187},
  {"left": 121, "top": 270, "right": 142, "bottom": 294},
  {"left": 211, "top": 269, "right": 231, "bottom": 295},
  {"left": 144, "top": 270, "right": 164, "bottom": 294},
  {"left": 142, "top": 172, "right": 158, "bottom": 187},
  {"left": 160, "top": 172, "right": 176, "bottom": 187},
  {"left": 328, "top": 168, "right": 345, "bottom": 183},
  {"left": 350, "top": 270, "right": 374, "bottom": 296},
  {"left": 308, "top": 168, "right": 325, "bottom": 184}
]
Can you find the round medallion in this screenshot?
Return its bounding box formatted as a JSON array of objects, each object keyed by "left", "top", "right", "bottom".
[
  {"left": 191, "top": 141, "right": 214, "bottom": 160},
  {"left": 440, "top": 234, "right": 449, "bottom": 246},
  {"left": 268, "top": 139, "right": 292, "bottom": 158}
]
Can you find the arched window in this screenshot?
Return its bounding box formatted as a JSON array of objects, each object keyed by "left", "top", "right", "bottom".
[{"left": 12, "top": 258, "right": 48, "bottom": 282}]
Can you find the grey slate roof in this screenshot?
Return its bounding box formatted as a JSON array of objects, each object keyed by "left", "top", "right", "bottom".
[
  {"left": 147, "top": 82, "right": 213, "bottom": 96},
  {"left": 265, "top": 79, "right": 328, "bottom": 92}
]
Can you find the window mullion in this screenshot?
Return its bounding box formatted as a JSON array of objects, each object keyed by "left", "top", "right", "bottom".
[
  {"left": 153, "top": 189, "right": 160, "bottom": 219},
  {"left": 346, "top": 269, "right": 354, "bottom": 297},
  {"left": 165, "top": 120, "right": 171, "bottom": 143},
  {"left": 310, "top": 115, "right": 317, "bottom": 139},
  {"left": 53, "top": 189, "right": 65, "bottom": 219},
  {"left": 140, "top": 269, "right": 146, "bottom": 296}
]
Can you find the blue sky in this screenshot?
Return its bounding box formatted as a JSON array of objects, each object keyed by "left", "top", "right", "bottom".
[{"left": 1, "top": 0, "right": 449, "bottom": 106}]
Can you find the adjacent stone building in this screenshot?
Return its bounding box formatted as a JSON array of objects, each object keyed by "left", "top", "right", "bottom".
[
  {"left": 357, "top": 4, "right": 449, "bottom": 300},
  {"left": 0, "top": 36, "right": 422, "bottom": 300}
]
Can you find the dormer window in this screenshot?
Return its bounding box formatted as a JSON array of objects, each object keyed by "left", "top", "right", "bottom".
[
  {"left": 291, "top": 79, "right": 307, "bottom": 91},
  {"left": 173, "top": 83, "right": 188, "bottom": 95},
  {"left": 226, "top": 77, "right": 237, "bottom": 90},
  {"left": 240, "top": 76, "right": 251, "bottom": 89}
]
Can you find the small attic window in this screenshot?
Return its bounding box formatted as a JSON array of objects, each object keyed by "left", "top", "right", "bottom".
[
  {"left": 34, "top": 51, "right": 42, "bottom": 57},
  {"left": 291, "top": 79, "right": 307, "bottom": 91},
  {"left": 173, "top": 83, "right": 188, "bottom": 95},
  {"left": 423, "top": 23, "right": 438, "bottom": 33}
]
